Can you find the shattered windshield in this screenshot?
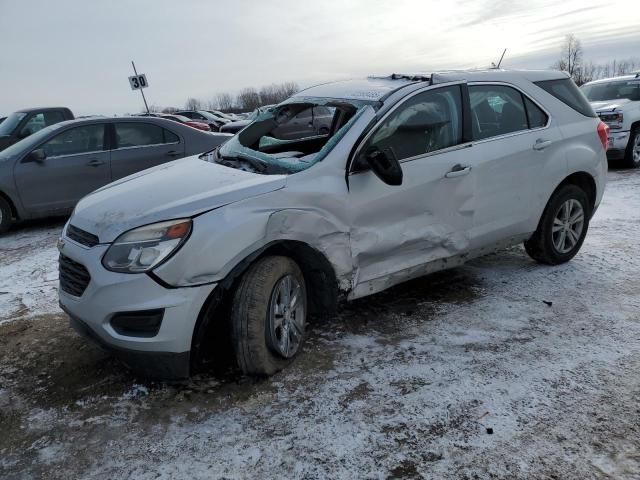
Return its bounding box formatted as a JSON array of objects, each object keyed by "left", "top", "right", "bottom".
[
  {"left": 582, "top": 80, "right": 640, "bottom": 102},
  {"left": 202, "top": 99, "right": 376, "bottom": 174}
]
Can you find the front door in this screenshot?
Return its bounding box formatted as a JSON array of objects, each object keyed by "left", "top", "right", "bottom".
[
  {"left": 14, "top": 123, "right": 110, "bottom": 215},
  {"left": 348, "top": 84, "right": 475, "bottom": 297},
  {"left": 109, "top": 122, "right": 185, "bottom": 180}
]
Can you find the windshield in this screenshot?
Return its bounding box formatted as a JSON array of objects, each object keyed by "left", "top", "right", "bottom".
[
  {"left": 0, "top": 123, "right": 63, "bottom": 159},
  {"left": 203, "top": 99, "right": 375, "bottom": 175},
  {"left": 582, "top": 80, "right": 640, "bottom": 102},
  {"left": 0, "top": 112, "right": 27, "bottom": 136}
]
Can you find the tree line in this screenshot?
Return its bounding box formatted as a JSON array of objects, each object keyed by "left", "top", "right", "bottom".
[
  {"left": 149, "top": 81, "right": 299, "bottom": 114},
  {"left": 553, "top": 34, "right": 639, "bottom": 86}
]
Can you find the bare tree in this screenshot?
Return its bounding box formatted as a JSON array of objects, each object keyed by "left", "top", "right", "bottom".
[
  {"left": 148, "top": 104, "right": 162, "bottom": 113},
  {"left": 236, "top": 87, "right": 261, "bottom": 111},
  {"left": 554, "top": 34, "right": 583, "bottom": 82},
  {"left": 216, "top": 92, "right": 234, "bottom": 111},
  {"left": 279, "top": 81, "right": 299, "bottom": 99},
  {"left": 259, "top": 84, "right": 280, "bottom": 106},
  {"left": 185, "top": 97, "right": 203, "bottom": 110},
  {"left": 161, "top": 106, "right": 178, "bottom": 113}
]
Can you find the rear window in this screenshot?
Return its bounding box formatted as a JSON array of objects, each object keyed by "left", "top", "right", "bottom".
[{"left": 534, "top": 78, "right": 596, "bottom": 118}]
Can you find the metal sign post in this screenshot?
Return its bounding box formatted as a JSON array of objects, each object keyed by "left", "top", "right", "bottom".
[{"left": 130, "top": 61, "right": 150, "bottom": 113}]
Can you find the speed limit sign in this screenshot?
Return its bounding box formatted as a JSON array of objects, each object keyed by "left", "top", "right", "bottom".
[{"left": 128, "top": 74, "right": 149, "bottom": 90}]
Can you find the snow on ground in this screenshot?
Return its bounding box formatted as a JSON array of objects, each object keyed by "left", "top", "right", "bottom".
[
  {"left": 0, "top": 220, "right": 62, "bottom": 325},
  {"left": 1, "top": 169, "right": 639, "bottom": 479}
]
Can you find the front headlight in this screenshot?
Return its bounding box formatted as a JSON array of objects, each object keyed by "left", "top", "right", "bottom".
[
  {"left": 599, "top": 111, "right": 623, "bottom": 129},
  {"left": 102, "top": 219, "right": 192, "bottom": 273}
]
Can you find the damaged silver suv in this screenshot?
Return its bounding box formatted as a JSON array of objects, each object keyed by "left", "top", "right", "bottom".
[{"left": 58, "top": 70, "right": 608, "bottom": 379}]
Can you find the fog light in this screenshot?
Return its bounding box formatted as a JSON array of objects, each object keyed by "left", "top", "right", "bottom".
[{"left": 110, "top": 309, "right": 164, "bottom": 338}]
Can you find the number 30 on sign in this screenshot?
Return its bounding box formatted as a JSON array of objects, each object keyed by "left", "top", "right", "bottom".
[{"left": 128, "top": 74, "right": 149, "bottom": 90}]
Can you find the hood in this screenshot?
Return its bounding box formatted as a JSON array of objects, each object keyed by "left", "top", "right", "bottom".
[
  {"left": 71, "top": 155, "right": 286, "bottom": 242},
  {"left": 589, "top": 98, "right": 632, "bottom": 112}
]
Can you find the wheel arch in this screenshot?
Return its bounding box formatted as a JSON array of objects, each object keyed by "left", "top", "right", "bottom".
[
  {"left": 190, "top": 239, "right": 340, "bottom": 371},
  {"left": 555, "top": 171, "right": 597, "bottom": 215}
]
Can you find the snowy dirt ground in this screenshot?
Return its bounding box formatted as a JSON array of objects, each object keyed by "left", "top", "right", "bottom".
[{"left": 1, "top": 168, "right": 639, "bottom": 480}]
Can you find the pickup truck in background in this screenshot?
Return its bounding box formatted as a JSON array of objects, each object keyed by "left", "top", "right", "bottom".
[
  {"left": 0, "top": 107, "right": 74, "bottom": 151},
  {"left": 581, "top": 73, "right": 640, "bottom": 168}
]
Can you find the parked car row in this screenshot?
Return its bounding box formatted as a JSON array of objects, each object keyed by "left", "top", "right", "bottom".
[
  {"left": 139, "top": 112, "right": 212, "bottom": 132},
  {"left": 0, "top": 117, "right": 229, "bottom": 232}
]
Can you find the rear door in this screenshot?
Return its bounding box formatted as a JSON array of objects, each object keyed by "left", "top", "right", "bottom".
[
  {"left": 466, "top": 83, "right": 564, "bottom": 248},
  {"left": 109, "top": 122, "right": 185, "bottom": 180},
  {"left": 14, "top": 123, "right": 110, "bottom": 215}
]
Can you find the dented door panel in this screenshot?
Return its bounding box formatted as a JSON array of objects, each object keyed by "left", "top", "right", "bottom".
[{"left": 348, "top": 147, "right": 475, "bottom": 294}]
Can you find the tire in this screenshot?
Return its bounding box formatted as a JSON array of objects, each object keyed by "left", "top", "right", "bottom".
[
  {"left": 0, "top": 196, "right": 13, "bottom": 234},
  {"left": 624, "top": 128, "right": 640, "bottom": 169},
  {"left": 524, "top": 184, "right": 590, "bottom": 265},
  {"left": 230, "top": 256, "right": 307, "bottom": 376}
]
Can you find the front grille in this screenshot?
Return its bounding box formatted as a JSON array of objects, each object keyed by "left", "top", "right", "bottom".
[
  {"left": 66, "top": 224, "right": 99, "bottom": 248},
  {"left": 59, "top": 254, "right": 91, "bottom": 297}
]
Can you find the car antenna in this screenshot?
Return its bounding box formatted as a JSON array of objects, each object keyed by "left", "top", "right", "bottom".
[{"left": 491, "top": 49, "right": 507, "bottom": 69}]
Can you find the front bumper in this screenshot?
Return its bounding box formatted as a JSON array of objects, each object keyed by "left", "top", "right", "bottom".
[{"left": 58, "top": 238, "right": 217, "bottom": 378}]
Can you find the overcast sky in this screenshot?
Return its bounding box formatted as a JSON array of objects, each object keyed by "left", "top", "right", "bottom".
[{"left": 0, "top": 0, "right": 638, "bottom": 116}]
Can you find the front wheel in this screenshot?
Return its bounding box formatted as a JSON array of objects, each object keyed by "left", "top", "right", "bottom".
[
  {"left": 0, "top": 196, "right": 13, "bottom": 234},
  {"left": 524, "top": 184, "right": 590, "bottom": 265},
  {"left": 230, "top": 256, "right": 307, "bottom": 376}
]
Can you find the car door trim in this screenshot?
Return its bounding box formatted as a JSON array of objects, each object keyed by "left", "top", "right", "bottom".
[{"left": 110, "top": 141, "right": 180, "bottom": 153}]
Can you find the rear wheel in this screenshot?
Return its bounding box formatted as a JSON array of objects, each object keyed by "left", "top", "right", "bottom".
[
  {"left": 624, "top": 128, "right": 640, "bottom": 168},
  {"left": 0, "top": 197, "right": 13, "bottom": 234},
  {"left": 230, "top": 256, "right": 307, "bottom": 376},
  {"left": 524, "top": 184, "right": 590, "bottom": 265}
]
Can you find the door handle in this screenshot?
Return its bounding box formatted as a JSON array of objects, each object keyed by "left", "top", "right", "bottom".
[
  {"left": 445, "top": 164, "right": 471, "bottom": 178},
  {"left": 86, "top": 159, "right": 105, "bottom": 167},
  {"left": 166, "top": 150, "right": 181, "bottom": 157},
  {"left": 533, "top": 139, "right": 552, "bottom": 151}
]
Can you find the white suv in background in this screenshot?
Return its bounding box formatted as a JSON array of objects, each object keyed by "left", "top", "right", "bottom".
[
  {"left": 582, "top": 73, "right": 640, "bottom": 167},
  {"left": 58, "top": 70, "right": 608, "bottom": 379}
]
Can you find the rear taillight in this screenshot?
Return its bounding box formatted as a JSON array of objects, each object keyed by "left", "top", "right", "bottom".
[{"left": 597, "top": 121, "right": 609, "bottom": 151}]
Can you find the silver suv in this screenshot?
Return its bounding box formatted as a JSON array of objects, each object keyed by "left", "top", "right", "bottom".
[
  {"left": 58, "top": 70, "right": 608, "bottom": 379},
  {"left": 582, "top": 72, "right": 640, "bottom": 167}
]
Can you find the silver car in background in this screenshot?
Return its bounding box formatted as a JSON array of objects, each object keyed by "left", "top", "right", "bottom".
[{"left": 0, "top": 117, "right": 230, "bottom": 232}]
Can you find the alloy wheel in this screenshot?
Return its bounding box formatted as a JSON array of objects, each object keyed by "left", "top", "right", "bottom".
[
  {"left": 552, "top": 199, "right": 584, "bottom": 254},
  {"left": 267, "top": 275, "right": 305, "bottom": 358}
]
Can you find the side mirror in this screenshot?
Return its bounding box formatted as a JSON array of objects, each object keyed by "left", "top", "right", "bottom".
[
  {"left": 27, "top": 148, "right": 46, "bottom": 163},
  {"left": 364, "top": 147, "right": 403, "bottom": 186}
]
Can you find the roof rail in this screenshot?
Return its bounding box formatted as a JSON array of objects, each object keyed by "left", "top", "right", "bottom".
[{"left": 390, "top": 73, "right": 431, "bottom": 82}]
